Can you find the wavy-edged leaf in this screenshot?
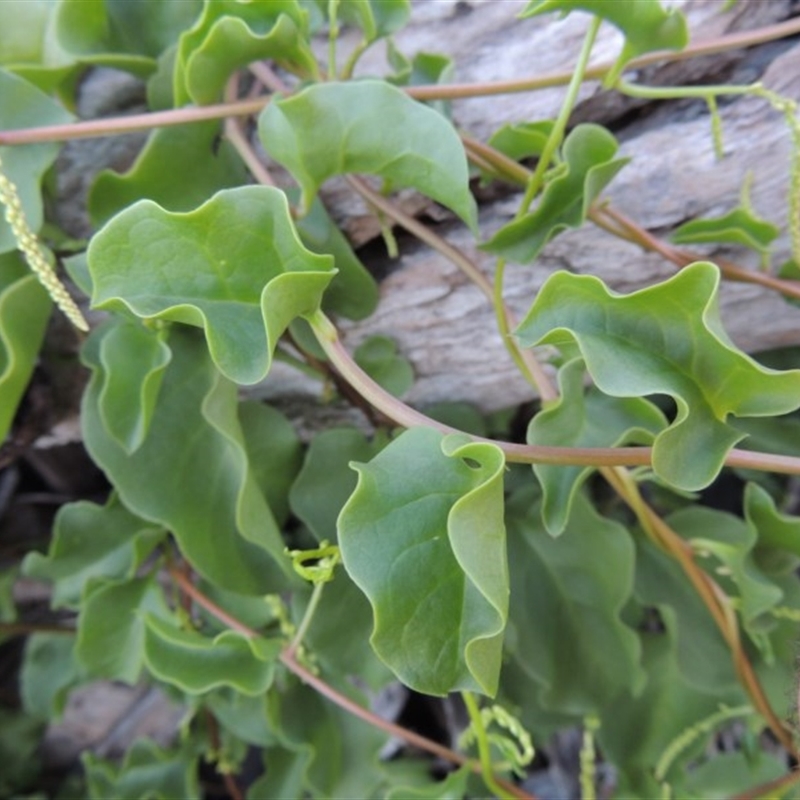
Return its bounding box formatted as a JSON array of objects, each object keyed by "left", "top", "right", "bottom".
[
  {"left": 482, "top": 124, "right": 628, "bottom": 263},
  {"left": 290, "top": 427, "right": 388, "bottom": 543},
  {"left": 0, "top": 69, "right": 72, "bottom": 254},
  {"left": 354, "top": 335, "right": 413, "bottom": 396},
  {"left": 506, "top": 486, "right": 645, "bottom": 713},
  {"left": 88, "top": 121, "right": 248, "bottom": 228},
  {"left": 174, "top": 0, "right": 315, "bottom": 105},
  {"left": 87, "top": 186, "right": 335, "bottom": 385},
  {"left": 22, "top": 494, "right": 165, "bottom": 609},
  {"left": 387, "top": 42, "right": 454, "bottom": 118},
  {"left": 682, "top": 752, "right": 787, "bottom": 799},
  {"left": 293, "top": 192, "right": 378, "bottom": 320},
  {"left": 340, "top": 0, "right": 410, "bottom": 42},
  {"left": 0, "top": 253, "right": 52, "bottom": 442},
  {"left": 83, "top": 738, "right": 200, "bottom": 800},
  {"left": 672, "top": 206, "right": 780, "bottom": 253},
  {"left": 143, "top": 613, "right": 281, "bottom": 695},
  {"left": 97, "top": 320, "right": 172, "bottom": 453},
  {"left": 76, "top": 575, "right": 169, "bottom": 683},
  {"left": 516, "top": 262, "right": 800, "bottom": 490},
  {"left": 338, "top": 426, "right": 508, "bottom": 696},
  {"left": 745, "top": 481, "right": 800, "bottom": 563},
  {"left": 528, "top": 358, "right": 666, "bottom": 535},
  {"left": 56, "top": 0, "right": 202, "bottom": 76},
  {"left": 385, "top": 765, "right": 471, "bottom": 799},
  {"left": 258, "top": 80, "right": 478, "bottom": 230},
  {"left": 81, "top": 323, "right": 294, "bottom": 594},
  {"left": 521, "top": 1, "right": 689, "bottom": 86}
]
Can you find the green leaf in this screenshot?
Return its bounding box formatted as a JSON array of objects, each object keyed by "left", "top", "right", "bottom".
[
  {"left": 143, "top": 614, "right": 281, "bottom": 695},
  {"left": 385, "top": 765, "right": 471, "bottom": 799},
  {"left": 56, "top": 0, "right": 202, "bottom": 75},
  {"left": 354, "top": 335, "right": 413, "bottom": 396},
  {"left": 0, "top": 252, "right": 52, "bottom": 442},
  {"left": 97, "top": 320, "right": 172, "bottom": 453},
  {"left": 174, "top": 0, "right": 316, "bottom": 105},
  {"left": 482, "top": 124, "right": 628, "bottom": 263},
  {"left": 745, "top": 481, "right": 800, "bottom": 563},
  {"left": 0, "top": 68, "right": 73, "bottom": 254},
  {"left": 680, "top": 751, "right": 787, "bottom": 798},
  {"left": 387, "top": 43, "right": 454, "bottom": 117},
  {"left": 23, "top": 494, "right": 165, "bottom": 609},
  {"left": 0, "top": 708, "right": 44, "bottom": 796},
  {"left": 672, "top": 206, "right": 780, "bottom": 253},
  {"left": 292, "top": 192, "right": 378, "bottom": 320},
  {"left": 87, "top": 186, "right": 335, "bottom": 385},
  {"left": 81, "top": 323, "right": 294, "bottom": 594},
  {"left": 76, "top": 575, "right": 169, "bottom": 683},
  {"left": 258, "top": 80, "right": 478, "bottom": 230},
  {"left": 520, "top": 1, "right": 689, "bottom": 86},
  {"left": 239, "top": 400, "right": 303, "bottom": 527},
  {"left": 338, "top": 426, "right": 508, "bottom": 696},
  {"left": 633, "top": 533, "right": 738, "bottom": 694},
  {"left": 488, "top": 120, "right": 555, "bottom": 162},
  {"left": 289, "top": 427, "right": 387, "bottom": 543},
  {"left": 505, "top": 487, "right": 645, "bottom": 713},
  {"left": 596, "top": 629, "right": 740, "bottom": 798},
  {"left": 667, "top": 506, "right": 783, "bottom": 636},
  {"left": 83, "top": 738, "right": 200, "bottom": 800},
  {"left": 88, "top": 121, "right": 248, "bottom": 228},
  {"left": 21, "top": 633, "right": 81, "bottom": 718},
  {"left": 339, "top": 0, "right": 411, "bottom": 43},
  {"left": 515, "top": 262, "right": 800, "bottom": 490},
  {"left": 528, "top": 358, "right": 666, "bottom": 535}
]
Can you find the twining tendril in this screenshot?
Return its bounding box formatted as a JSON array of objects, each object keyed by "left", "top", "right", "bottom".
[
  {"left": 459, "top": 701, "right": 534, "bottom": 777},
  {"left": 286, "top": 541, "right": 341, "bottom": 584},
  {"left": 0, "top": 154, "right": 88, "bottom": 331},
  {"left": 579, "top": 715, "right": 600, "bottom": 800}
]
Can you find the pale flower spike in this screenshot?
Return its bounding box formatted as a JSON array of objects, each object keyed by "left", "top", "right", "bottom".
[{"left": 0, "top": 154, "right": 88, "bottom": 331}]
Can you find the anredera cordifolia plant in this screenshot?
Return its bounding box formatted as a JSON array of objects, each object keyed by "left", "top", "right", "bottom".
[{"left": 4, "top": 0, "right": 800, "bottom": 797}]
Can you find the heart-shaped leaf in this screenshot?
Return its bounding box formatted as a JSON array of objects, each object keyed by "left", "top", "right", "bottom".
[
  {"left": 528, "top": 358, "right": 666, "bottom": 535},
  {"left": 521, "top": 1, "right": 689, "bottom": 86},
  {"left": 482, "top": 124, "right": 628, "bottom": 263},
  {"left": 516, "top": 262, "right": 800, "bottom": 490},
  {"left": 174, "top": 0, "right": 316, "bottom": 105},
  {"left": 258, "top": 80, "right": 478, "bottom": 229},
  {"left": 87, "top": 186, "right": 335, "bottom": 385},
  {"left": 143, "top": 613, "right": 282, "bottom": 695},
  {"left": 338, "top": 427, "right": 508, "bottom": 696}
]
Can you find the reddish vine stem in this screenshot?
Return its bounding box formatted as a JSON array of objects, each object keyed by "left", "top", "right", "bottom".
[
  {"left": 3, "top": 17, "right": 800, "bottom": 148},
  {"left": 203, "top": 707, "right": 245, "bottom": 800},
  {"left": 0, "top": 621, "right": 76, "bottom": 636},
  {"left": 166, "top": 567, "right": 535, "bottom": 800}
]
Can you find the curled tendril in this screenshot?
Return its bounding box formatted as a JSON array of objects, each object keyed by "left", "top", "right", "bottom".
[
  {"left": 0, "top": 154, "right": 88, "bottom": 331},
  {"left": 286, "top": 541, "right": 341, "bottom": 584},
  {"left": 459, "top": 702, "right": 534, "bottom": 777}
]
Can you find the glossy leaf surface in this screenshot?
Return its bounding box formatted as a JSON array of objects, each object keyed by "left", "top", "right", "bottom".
[
  {"left": 338, "top": 427, "right": 508, "bottom": 696},
  {"left": 82, "top": 324, "right": 294, "bottom": 593},
  {"left": 258, "top": 80, "right": 478, "bottom": 229},
  {"left": 482, "top": 124, "right": 628, "bottom": 262},
  {"left": 528, "top": 358, "right": 665, "bottom": 535},
  {"left": 174, "top": 0, "right": 315, "bottom": 104},
  {"left": 0, "top": 253, "right": 52, "bottom": 441},
  {"left": 143, "top": 614, "right": 281, "bottom": 695},
  {"left": 87, "top": 186, "right": 335, "bottom": 385},
  {"left": 516, "top": 262, "right": 800, "bottom": 490}
]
